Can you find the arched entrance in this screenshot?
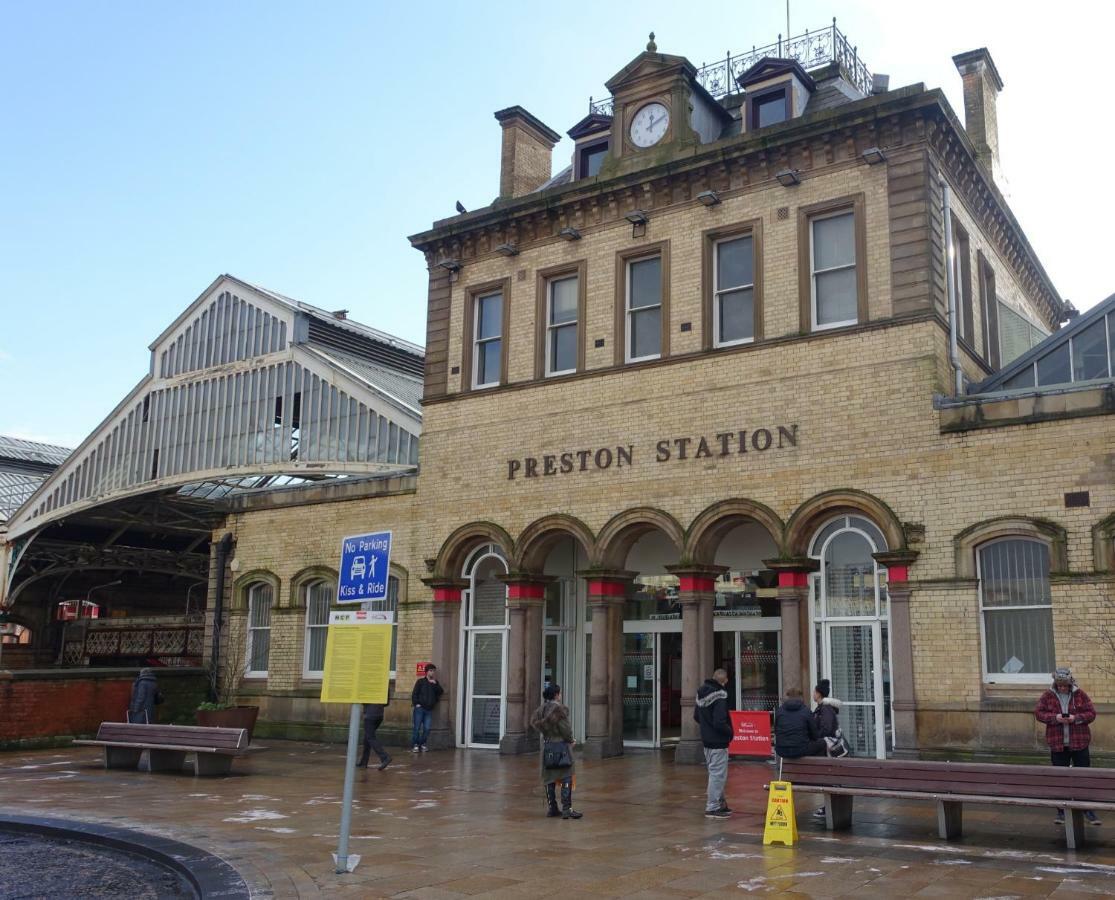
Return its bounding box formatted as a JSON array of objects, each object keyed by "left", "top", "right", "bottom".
[
  {"left": 807, "top": 514, "right": 892, "bottom": 759},
  {"left": 458, "top": 544, "right": 509, "bottom": 748}
]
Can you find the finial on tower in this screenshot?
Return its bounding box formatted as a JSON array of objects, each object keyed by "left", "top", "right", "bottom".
[{"left": 647, "top": 32, "right": 657, "bottom": 52}]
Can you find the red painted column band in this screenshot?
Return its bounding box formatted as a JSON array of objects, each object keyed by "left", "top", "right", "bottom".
[
  {"left": 586, "top": 580, "right": 626, "bottom": 598},
  {"left": 506, "top": 583, "right": 546, "bottom": 600},
  {"left": 433, "top": 587, "right": 462, "bottom": 603},
  {"left": 777, "top": 571, "right": 809, "bottom": 589},
  {"left": 887, "top": 565, "right": 909, "bottom": 584},
  {"left": 678, "top": 576, "right": 717, "bottom": 593}
]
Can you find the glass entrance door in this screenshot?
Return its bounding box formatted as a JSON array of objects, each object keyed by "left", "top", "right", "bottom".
[
  {"left": 823, "top": 622, "right": 883, "bottom": 758},
  {"left": 658, "top": 632, "right": 683, "bottom": 743},
  {"left": 622, "top": 632, "right": 656, "bottom": 745}
]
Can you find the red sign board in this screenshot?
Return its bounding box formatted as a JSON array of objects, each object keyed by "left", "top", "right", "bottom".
[
  {"left": 729, "top": 710, "right": 772, "bottom": 757},
  {"left": 415, "top": 661, "right": 429, "bottom": 677}
]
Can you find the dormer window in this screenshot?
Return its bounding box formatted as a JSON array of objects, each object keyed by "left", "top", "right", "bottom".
[
  {"left": 578, "top": 140, "right": 608, "bottom": 178},
  {"left": 751, "top": 87, "right": 789, "bottom": 129}
]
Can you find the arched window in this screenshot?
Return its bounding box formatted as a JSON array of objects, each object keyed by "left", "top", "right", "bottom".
[
  {"left": 364, "top": 574, "right": 400, "bottom": 676},
  {"left": 977, "top": 538, "right": 1054, "bottom": 682},
  {"left": 808, "top": 514, "right": 889, "bottom": 759},
  {"left": 303, "top": 580, "right": 332, "bottom": 678},
  {"left": 460, "top": 544, "right": 508, "bottom": 748},
  {"left": 245, "top": 582, "right": 273, "bottom": 677}
]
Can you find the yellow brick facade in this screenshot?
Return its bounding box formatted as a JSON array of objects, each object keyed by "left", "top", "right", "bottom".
[{"left": 218, "top": 74, "right": 1114, "bottom": 760}]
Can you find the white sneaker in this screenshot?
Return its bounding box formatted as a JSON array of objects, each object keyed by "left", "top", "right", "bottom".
[
  {"left": 420, "top": 745, "right": 429, "bottom": 752},
  {"left": 411, "top": 745, "right": 420, "bottom": 753}
]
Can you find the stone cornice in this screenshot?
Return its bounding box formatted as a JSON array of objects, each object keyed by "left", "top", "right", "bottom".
[
  {"left": 410, "top": 84, "right": 931, "bottom": 250},
  {"left": 411, "top": 83, "right": 1062, "bottom": 333}
]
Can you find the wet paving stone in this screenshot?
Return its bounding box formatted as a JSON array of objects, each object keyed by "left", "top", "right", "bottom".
[{"left": 2, "top": 741, "right": 1114, "bottom": 898}]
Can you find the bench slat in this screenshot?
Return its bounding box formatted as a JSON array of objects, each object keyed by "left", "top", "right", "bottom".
[
  {"left": 783, "top": 760, "right": 1115, "bottom": 789},
  {"left": 781, "top": 758, "right": 1115, "bottom": 804},
  {"left": 784, "top": 767, "right": 1115, "bottom": 794},
  {"left": 74, "top": 739, "right": 246, "bottom": 756},
  {"left": 788, "top": 784, "right": 1115, "bottom": 811},
  {"left": 92, "top": 723, "right": 247, "bottom": 751}
]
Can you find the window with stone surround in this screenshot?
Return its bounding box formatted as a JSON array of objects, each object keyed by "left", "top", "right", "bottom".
[
  {"left": 303, "top": 580, "right": 332, "bottom": 678},
  {"left": 472, "top": 291, "right": 503, "bottom": 388},
  {"left": 977, "top": 538, "right": 1055, "bottom": 682},
  {"left": 713, "top": 233, "right": 756, "bottom": 347},
  {"left": 363, "top": 575, "right": 399, "bottom": 676},
  {"left": 245, "top": 582, "right": 273, "bottom": 677},
  {"left": 546, "top": 275, "right": 578, "bottom": 376},
  {"left": 626, "top": 254, "right": 662, "bottom": 362},
  {"left": 810, "top": 209, "right": 858, "bottom": 329}
]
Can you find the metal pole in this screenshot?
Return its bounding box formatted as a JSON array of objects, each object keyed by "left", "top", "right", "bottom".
[{"left": 334, "top": 702, "right": 363, "bottom": 873}]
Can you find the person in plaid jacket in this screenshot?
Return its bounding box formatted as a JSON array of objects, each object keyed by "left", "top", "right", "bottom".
[{"left": 1035, "top": 667, "right": 1099, "bottom": 826}]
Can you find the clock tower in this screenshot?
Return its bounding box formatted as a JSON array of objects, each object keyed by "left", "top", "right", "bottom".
[{"left": 599, "top": 33, "right": 730, "bottom": 179}]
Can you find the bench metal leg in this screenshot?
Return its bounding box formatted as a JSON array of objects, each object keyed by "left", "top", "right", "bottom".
[
  {"left": 1066, "top": 809, "right": 1087, "bottom": 850},
  {"left": 193, "top": 753, "right": 233, "bottom": 776},
  {"left": 105, "top": 747, "right": 142, "bottom": 769},
  {"left": 148, "top": 749, "right": 187, "bottom": 773},
  {"left": 937, "top": 800, "right": 963, "bottom": 840},
  {"left": 825, "top": 793, "right": 853, "bottom": 830}
]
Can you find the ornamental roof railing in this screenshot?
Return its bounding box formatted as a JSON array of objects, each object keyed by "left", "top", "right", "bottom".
[{"left": 589, "top": 19, "right": 872, "bottom": 117}]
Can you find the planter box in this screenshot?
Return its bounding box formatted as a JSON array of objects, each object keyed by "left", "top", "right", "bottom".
[{"left": 196, "top": 706, "right": 259, "bottom": 742}]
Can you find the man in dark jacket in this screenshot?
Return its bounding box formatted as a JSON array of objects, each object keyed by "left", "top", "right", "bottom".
[
  {"left": 357, "top": 702, "right": 391, "bottom": 770},
  {"left": 774, "top": 687, "right": 825, "bottom": 760},
  {"left": 411, "top": 663, "right": 444, "bottom": 752},
  {"left": 694, "top": 668, "right": 733, "bottom": 818},
  {"left": 127, "top": 668, "right": 163, "bottom": 724}
]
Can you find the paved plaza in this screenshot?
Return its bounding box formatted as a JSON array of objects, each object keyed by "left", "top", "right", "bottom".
[{"left": 2, "top": 741, "right": 1114, "bottom": 898}]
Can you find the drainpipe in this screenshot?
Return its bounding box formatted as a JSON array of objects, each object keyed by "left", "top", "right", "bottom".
[
  {"left": 941, "top": 177, "right": 964, "bottom": 396},
  {"left": 209, "top": 533, "right": 234, "bottom": 702}
]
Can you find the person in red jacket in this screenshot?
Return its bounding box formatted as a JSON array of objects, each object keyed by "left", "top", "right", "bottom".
[{"left": 1035, "top": 667, "right": 1099, "bottom": 826}]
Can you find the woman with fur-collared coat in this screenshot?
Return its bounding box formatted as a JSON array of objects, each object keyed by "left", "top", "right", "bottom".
[{"left": 529, "top": 684, "right": 582, "bottom": 819}]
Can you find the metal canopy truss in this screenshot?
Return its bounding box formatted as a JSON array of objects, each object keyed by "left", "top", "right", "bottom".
[
  {"left": 6, "top": 275, "right": 423, "bottom": 544},
  {"left": 7, "top": 539, "right": 208, "bottom": 606}
]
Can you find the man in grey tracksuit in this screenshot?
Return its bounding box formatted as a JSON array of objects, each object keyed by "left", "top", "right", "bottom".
[{"left": 694, "top": 668, "right": 734, "bottom": 818}]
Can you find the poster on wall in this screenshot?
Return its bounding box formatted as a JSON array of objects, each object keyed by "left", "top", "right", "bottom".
[{"left": 728, "top": 710, "right": 772, "bottom": 757}]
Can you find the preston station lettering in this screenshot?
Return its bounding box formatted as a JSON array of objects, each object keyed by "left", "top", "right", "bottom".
[{"left": 507, "top": 424, "right": 799, "bottom": 480}]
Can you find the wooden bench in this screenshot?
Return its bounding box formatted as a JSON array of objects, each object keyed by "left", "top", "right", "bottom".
[
  {"left": 782, "top": 757, "right": 1115, "bottom": 850},
  {"left": 74, "top": 722, "right": 249, "bottom": 776}
]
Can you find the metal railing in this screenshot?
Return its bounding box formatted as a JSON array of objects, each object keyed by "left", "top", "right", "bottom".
[{"left": 589, "top": 19, "right": 872, "bottom": 117}]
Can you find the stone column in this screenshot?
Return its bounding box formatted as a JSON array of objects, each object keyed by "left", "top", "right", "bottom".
[
  {"left": 764, "top": 558, "right": 820, "bottom": 695},
  {"left": 420, "top": 578, "right": 466, "bottom": 750},
  {"left": 666, "top": 564, "right": 727, "bottom": 765},
  {"left": 579, "top": 571, "right": 633, "bottom": 759},
  {"left": 874, "top": 551, "right": 920, "bottom": 755},
  {"left": 497, "top": 574, "right": 552, "bottom": 755}
]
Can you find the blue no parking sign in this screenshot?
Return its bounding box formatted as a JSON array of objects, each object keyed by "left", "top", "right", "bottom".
[{"left": 337, "top": 531, "right": 392, "bottom": 603}]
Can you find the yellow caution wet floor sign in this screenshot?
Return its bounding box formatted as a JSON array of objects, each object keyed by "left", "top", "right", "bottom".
[{"left": 763, "top": 780, "right": 798, "bottom": 846}]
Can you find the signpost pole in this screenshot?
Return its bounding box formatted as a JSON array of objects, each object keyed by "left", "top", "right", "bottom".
[{"left": 334, "top": 702, "right": 363, "bottom": 873}]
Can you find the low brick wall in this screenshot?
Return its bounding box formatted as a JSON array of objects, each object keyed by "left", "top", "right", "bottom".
[{"left": 0, "top": 667, "right": 208, "bottom": 750}]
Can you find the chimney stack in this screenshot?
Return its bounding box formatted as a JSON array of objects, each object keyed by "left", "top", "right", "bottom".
[
  {"left": 952, "top": 48, "right": 1004, "bottom": 181},
  {"left": 494, "top": 106, "right": 561, "bottom": 200}
]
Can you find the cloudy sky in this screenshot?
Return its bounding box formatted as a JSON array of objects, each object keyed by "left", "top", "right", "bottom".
[{"left": 3, "top": 0, "right": 1112, "bottom": 446}]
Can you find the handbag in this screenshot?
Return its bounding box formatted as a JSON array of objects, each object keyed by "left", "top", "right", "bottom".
[{"left": 542, "top": 740, "right": 573, "bottom": 769}]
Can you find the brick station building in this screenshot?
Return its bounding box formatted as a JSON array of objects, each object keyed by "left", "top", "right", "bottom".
[
  {"left": 9, "top": 29, "right": 1113, "bottom": 761},
  {"left": 212, "top": 32, "right": 1115, "bottom": 762}
]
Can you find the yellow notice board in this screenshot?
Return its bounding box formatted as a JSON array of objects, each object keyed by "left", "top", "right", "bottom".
[
  {"left": 320, "top": 610, "right": 393, "bottom": 704},
  {"left": 763, "top": 780, "right": 798, "bottom": 846}
]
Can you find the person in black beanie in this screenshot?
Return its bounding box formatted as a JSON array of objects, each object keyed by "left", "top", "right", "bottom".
[{"left": 811, "top": 678, "right": 843, "bottom": 818}]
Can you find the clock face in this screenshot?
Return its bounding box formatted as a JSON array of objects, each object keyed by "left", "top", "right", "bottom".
[{"left": 630, "top": 102, "right": 670, "bottom": 148}]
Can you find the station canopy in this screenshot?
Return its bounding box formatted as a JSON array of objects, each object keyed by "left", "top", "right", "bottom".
[{"left": 2, "top": 274, "right": 423, "bottom": 608}]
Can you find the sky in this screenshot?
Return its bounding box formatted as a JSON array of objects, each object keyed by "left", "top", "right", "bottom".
[{"left": 3, "top": 1, "right": 1114, "bottom": 447}]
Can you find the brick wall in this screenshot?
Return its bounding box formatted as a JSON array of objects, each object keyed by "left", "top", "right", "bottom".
[{"left": 0, "top": 668, "right": 209, "bottom": 749}]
